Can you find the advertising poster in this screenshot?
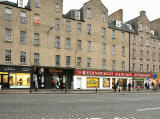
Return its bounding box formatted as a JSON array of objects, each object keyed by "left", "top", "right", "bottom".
[
  {"left": 87, "top": 78, "right": 99, "bottom": 88},
  {"left": 103, "top": 78, "right": 110, "bottom": 88}
]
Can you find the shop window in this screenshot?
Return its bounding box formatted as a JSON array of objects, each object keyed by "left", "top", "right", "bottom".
[
  {"left": 103, "top": 78, "right": 110, "bottom": 88},
  {"left": 87, "top": 78, "right": 99, "bottom": 88},
  {"left": 9, "top": 73, "right": 30, "bottom": 87},
  {"left": 112, "top": 78, "right": 116, "bottom": 88}
]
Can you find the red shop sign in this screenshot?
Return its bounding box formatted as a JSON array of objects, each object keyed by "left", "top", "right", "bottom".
[{"left": 74, "top": 70, "right": 152, "bottom": 78}]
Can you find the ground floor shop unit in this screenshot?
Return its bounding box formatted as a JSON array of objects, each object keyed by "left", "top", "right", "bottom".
[
  {"left": 32, "top": 66, "right": 74, "bottom": 89},
  {"left": 73, "top": 69, "right": 153, "bottom": 90},
  {"left": 0, "top": 65, "right": 31, "bottom": 89}
]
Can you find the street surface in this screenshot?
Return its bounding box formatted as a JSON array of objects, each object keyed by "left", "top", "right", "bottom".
[{"left": 0, "top": 92, "right": 160, "bottom": 119}]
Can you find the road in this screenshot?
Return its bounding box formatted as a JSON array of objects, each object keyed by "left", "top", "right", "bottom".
[{"left": 0, "top": 92, "right": 160, "bottom": 119}]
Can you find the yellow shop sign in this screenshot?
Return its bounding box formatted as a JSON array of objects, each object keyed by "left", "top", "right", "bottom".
[{"left": 87, "top": 78, "right": 99, "bottom": 88}]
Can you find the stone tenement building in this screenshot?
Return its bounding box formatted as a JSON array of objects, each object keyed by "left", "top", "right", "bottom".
[{"left": 0, "top": 0, "right": 159, "bottom": 90}]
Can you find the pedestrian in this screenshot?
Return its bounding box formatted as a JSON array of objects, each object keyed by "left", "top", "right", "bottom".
[
  {"left": 145, "top": 82, "right": 148, "bottom": 90},
  {"left": 51, "top": 79, "right": 56, "bottom": 91},
  {"left": 113, "top": 83, "right": 117, "bottom": 92},
  {"left": 34, "top": 77, "right": 38, "bottom": 91},
  {"left": 128, "top": 82, "right": 131, "bottom": 92},
  {"left": 60, "top": 79, "right": 64, "bottom": 91}
]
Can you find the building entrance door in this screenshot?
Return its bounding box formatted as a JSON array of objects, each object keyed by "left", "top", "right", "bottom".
[
  {"left": 77, "top": 78, "right": 81, "bottom": 89},
  {"left": 0, "top": 74, "right": 9, "bottom": 88}
]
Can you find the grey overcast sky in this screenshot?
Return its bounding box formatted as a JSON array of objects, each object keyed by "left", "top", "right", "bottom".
[{"left": 9, "top": 0, "right": 160, "bottom": 22}]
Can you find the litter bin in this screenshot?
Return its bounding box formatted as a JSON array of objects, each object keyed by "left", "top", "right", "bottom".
[{"left": 0, "top": 85, "right": 2, "bottom": 90}]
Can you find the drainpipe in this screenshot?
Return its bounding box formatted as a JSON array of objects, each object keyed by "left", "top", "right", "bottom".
[{"left": 129, "top": 32, "right": 131, "bottom": 72}]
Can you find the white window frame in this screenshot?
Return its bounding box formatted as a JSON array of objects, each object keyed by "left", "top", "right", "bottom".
[
  {"left": 77, "top": 23, "right": 81, "bottom": 33},
  {"left": 20, "top": 11, "right": 27, "bottom": 23},
  {"left": 122, "top": 46, "right": 125, "bottom": 57},
  {"left": 5, "top": 50, "right": 11, "bottom": 62},
  {"left": 112, "top": 60, "right": 116, "bottom": 71},
  {"left": 77, "top": 57, "right": 81, "bottom": 67},
  {"left": 55, "top": 18, "right": 60, "bottom": 29},
  {"left": 5, "top": 8, "right": 12, "bottom": 20},
  {"left": 35, "top": 0, "right": 40, "bottom": 8},
  {"left": 112, "top": 30, "right": 116, "bottom": 39},
  {"left": 112, "top": 45, "right": 116, "bottom": 55},
  {"left": 102, "top": 27, "right": 106, "bottom": 38},
  {"left": 20, "top": 31, "right": 26, "bottom": 43},
  {"left": 34, "top": 33, "right": 40, "bottom": 46},
  {"left": 66, "top": 56, "right": 71, "bottom": 66},
  {"left": 65, "top": 38, "right": 71, "bottom": 49},
  {"left": 20, "top": 51, "right": 26, "bottom": 64},
  {"left": 102, "top": 59, "right": 106, "bottom": 69},
  {"left": 88, "top": 41, "right": 91, "bottom": 51},
  {"left": 77, "top": 40, "right": 82, "bottom": 50},
  {"left": 86, "top": 8, "right": 91, "bottom": 19},
  {"left": 140, "top": 64, "right": 143, "bottom": 72},
  {"left": 55, "top": 3, "right": 59, "bottom": 12},
  {"left": 87, "top": 58, "right": 91, "bottom": 68},
  {"left": 5, "top": 28, "right": 12, "bottom": 41},
  {"left": 55, "top": 37, "right": 60, "bottom": 48},
  {"left": 87, "top": 24, "right": 91, "bottom": 34},
  {"left": 66, "top": 20, "right": 71, "bottom": 31},
  {"left": 121, "top": 61, "right": 125, "bottom": 71},
  {"left": 55, "top": 55, "right": 60, "bottom": 66},
  {"left": 34, "top": 53, "right": 39, "bottom": 64},
  {"left": 102, "top": 43, "right": 106, "bottom": 53},
  {"left": 102, "top": 13, "right": 106, "bottom": 22}
]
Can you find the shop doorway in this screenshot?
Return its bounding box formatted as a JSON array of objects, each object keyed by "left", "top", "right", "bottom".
[
  {"left": 118, "top": 78, "right": 127, "bottom": 91},
  {"left": 0, "top": 74, "right": 9, "bottom": 88},
  {"left": 77, "top": 78, "right": 82, "bottom": 89}
]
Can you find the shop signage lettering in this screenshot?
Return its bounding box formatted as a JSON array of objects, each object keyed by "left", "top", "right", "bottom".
[
  {"left": 75, "top": 70, "right": 152, "bottom": 78},
  {"left": 4, "top": 67, "right": 15, "bottom": 71}
]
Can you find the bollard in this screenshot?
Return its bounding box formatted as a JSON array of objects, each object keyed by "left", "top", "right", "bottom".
[{"left": 96, "top": 87, "right": 97, "bottom": 93}]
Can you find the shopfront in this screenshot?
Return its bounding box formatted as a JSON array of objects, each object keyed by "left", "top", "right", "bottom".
[
  {"left": 152, "top": 74, "right": 160, "bottom": 88},
  {"left": 0, "top": 65, "right": 31, "bottom": 88},
  {"left": 73, "top": 69, "right": 153, "bottom": 90},
  {"left": 33, "top": 66, "right": 74, "bottom": 89}
]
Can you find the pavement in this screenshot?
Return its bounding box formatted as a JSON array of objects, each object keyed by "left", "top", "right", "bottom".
[{"left": 0, "top": 88, "right": 159, "bottom": 94}]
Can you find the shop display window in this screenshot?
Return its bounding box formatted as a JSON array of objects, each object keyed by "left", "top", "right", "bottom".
[
  {"left": 103, "top": 78, "right": 110, "bottom": 88},
  {"left": 112, "top": 78, "right": 116, "bottom": 88},
  {"left": 10, "top": 73, "right": 30, "bottom": 86}
]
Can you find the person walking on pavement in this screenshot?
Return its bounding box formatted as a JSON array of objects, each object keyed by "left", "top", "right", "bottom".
[
  {"left": 128, "top": 82, "right": 131, "bottom": 92},
  {"left": 51, "top": 79, "right": 56, "bottom": 91}
]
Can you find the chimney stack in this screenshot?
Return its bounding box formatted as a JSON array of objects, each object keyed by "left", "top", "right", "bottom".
[{"left": 140, "top": 11, "right": 146, "bottom": 16}]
